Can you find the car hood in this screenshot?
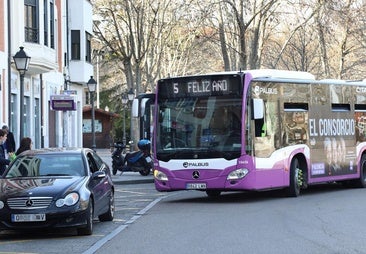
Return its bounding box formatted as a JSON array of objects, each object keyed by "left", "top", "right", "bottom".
[{"left": 0, "top": 177, "right": 87, "bottom": 199}]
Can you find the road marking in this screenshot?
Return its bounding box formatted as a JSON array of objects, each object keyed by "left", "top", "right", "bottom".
[{"left": 82, "top": 193, "right": 176, "bottom": 254}]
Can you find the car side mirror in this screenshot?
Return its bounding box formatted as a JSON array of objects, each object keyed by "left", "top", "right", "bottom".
[{"left": 92, "top": 171, "right": 106, "bottom": 180}]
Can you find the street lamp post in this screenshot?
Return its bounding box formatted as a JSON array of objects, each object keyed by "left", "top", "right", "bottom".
[
  {"left": 87, "top": 76, "right": 97, "bottom": 150},
  {"left": 127, "top": 88, "right": 135, "bottom": 148},
  {"left": 13, "top": 47, "right": 31, "bottom": 140},
  {"left": 121, "top": 94, "right": 128, "bottom": 145},
  {"left": 121, "top": 89, "right": 134, "bottom": 145}
]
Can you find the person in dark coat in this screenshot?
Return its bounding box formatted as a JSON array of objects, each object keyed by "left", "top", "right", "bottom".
[
  {"left": 0, "top": 129, "right": 11, "bottom": 175},
  {"left": 2, "top": 125, "right": 16, "bottom": 153}
]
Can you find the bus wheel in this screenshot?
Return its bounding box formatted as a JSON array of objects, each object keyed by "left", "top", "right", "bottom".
[
  {"left": 355, "top": 155, "right": 366, "bottom": 188},
  {"left": 287, "top": 158, "right": 302, "bottom": 197},
  {"left": 206, "top": 190, "right": 221, "bottom": 198}
]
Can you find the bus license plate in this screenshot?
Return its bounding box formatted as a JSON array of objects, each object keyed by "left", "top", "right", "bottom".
[
  {"left": 11, "top": 214, "right": 46, "bottom": 222},
  {"left": 186, "top": 183, "right": 206, "bottom": 189}
]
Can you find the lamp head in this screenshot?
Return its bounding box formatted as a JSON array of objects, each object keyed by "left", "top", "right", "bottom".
[
  {"left": 122, "top": 94, "right": 128, "bottom": 105},
  {"left": 13, "top": 47, "right": 31, "bottom": 75},
  {"left": 127, "top": 88, "right": 134, "bottom": 101},
  {"left": 87, "top": 76, "right": 97, "bottom": 92}
]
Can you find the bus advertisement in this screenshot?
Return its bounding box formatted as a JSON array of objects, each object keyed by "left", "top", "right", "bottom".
[{"left": 152, "top": 69, "right": 366, "bottom": 197}]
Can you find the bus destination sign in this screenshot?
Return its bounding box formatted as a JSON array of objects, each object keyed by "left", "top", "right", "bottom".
[{"left": 158, "top": 75, "right": 241, "bottom": 98}]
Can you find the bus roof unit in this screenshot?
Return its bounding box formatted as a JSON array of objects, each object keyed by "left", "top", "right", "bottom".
[{"left": 248, "top": 69, "right": 316, "bottom": 80}]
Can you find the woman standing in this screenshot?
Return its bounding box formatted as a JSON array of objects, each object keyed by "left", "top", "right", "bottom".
[
  {"left": 15, "top": 137, "right": 32, "bottom": 156},
  {"left": 0, "top": 129, "right": 10, "bottom": 174}
]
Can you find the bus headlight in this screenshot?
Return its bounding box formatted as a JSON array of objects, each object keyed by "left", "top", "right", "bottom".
[
  {"left": 154, "top": 170, "right": 168, "bottom": 181},
  {"left": 227, "top": 168, "right": 249, "bottom": 180}
]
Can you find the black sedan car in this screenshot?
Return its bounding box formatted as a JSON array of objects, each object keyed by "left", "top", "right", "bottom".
[{"left": 0, "top": 148, "right": 114, "bottom": 235}]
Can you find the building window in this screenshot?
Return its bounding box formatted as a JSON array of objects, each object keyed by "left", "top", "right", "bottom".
[
  {"left": 71, "top": 30, "right": 80, "bottom": 60},
  {"left": 43, "top": 0, "right": 48, "bottom": 46},
  {"left": 44, "top": 0, "right": 54, "bottom": 48},
  {"left": 25, "top": 0, "right": 39, "bottom": 43},
  {"left": 24, "top": 96, "right": 30, "bottom": 138},
  {"left": 50, "top": 0, "right": 55, "bottom": 49},
  {"left": 85, "top": 90, "right": 91, "bottom": 104},
  {"left": 10, "top": 94, "right": 17, "bottom": 138},
  {"left": 86, "top": 32, "right": 92, "bottom": 63},
  {"left": 34, "top": 98, "right": 40, "bottom": 148}
]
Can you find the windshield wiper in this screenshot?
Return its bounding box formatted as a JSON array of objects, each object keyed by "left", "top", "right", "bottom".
[
  {"left": 157, "top": 147, "right": 240, "bottom": 161},
  {"left": 157, "top": 149, "right": 193, "bottom": 161},
  {"left": 42, "top": 174, "right": 70, "bottom": 176},
  {"left": 202, "top": 147, "right": 240, "bottom": 160}
]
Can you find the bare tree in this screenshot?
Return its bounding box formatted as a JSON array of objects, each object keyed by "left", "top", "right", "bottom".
[
  {"left": 327, "top": 0, "right": 366, "bottom": 79},
  {"left": 93, "top": 0, "right": 366, "bottom": 99},
  {"left": 93, "top": 0, "right": 167, "bottom": 95}
]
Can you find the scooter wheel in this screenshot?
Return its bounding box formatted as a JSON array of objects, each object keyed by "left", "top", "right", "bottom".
[{"left": 139, "top": 169, "right": 150, "bottom": 176}]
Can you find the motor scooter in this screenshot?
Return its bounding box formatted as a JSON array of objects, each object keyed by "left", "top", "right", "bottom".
[{"left": 111, "top": 139, "right": 153, "bottom": 176}]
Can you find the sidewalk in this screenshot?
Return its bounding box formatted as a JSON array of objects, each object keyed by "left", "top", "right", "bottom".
[{"left": 95, "top": 149, "right": 154, "bottom": 185}]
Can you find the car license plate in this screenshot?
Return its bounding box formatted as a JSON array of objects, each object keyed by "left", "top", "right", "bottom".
[
  {"left": 11, "top": 214, "right": 46, "bottom": 222},
  {"left": 186, "top": 183, "right": 206, "bottom": 189}
]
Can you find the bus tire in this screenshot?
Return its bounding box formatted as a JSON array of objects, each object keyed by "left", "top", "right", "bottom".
[
  {"left": 206, "top": 190, "right": 221, "bottom": 198},
  {"left": 355, "top": 155, "right": 366, "bottom": 188},
  {"left": 287, "top": 158, "right": 301, "bottom": 197}
]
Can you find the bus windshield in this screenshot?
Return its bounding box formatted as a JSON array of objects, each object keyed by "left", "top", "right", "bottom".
[{"left": 156, "top": 95, "right": 242, "bottom": 161}]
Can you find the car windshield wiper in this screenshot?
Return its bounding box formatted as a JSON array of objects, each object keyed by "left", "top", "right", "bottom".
[{"left": 42, "top": 174, "right": 70, "bottom": 176}]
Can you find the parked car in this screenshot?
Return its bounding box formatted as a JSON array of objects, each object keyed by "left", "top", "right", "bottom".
[{"left": 0, "top": 148, "right": 114, "bottom": 236}]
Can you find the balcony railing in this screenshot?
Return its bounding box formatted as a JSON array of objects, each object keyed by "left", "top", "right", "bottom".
[{"left": 25, "top": 27, "right": 39, "bottom": 43}]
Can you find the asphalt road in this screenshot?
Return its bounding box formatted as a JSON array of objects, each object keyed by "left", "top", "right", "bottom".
[{"left": 93, "top": 184, "right": 366, "bottom": 254}]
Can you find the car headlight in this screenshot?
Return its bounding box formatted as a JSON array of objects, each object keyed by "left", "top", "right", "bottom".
[
  {"left": 0, "top": 201, "right": 4, "bottom": 209},
  {"left": 56, "top": 192, "right": 79, "bottom": 207},
  {"left": 227, "top": 168, "right": 249, "bottom": 180},
  {"left": 154, "top": 170, "right": 168, "bottom": 181}
]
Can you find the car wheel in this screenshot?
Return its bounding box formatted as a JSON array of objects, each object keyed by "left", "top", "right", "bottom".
[
  {"left": 77, "top": 200, "right": 94, "bottom": 236},
  {"left": 99, "top": 191, "right": 115, "bottom": 222}
]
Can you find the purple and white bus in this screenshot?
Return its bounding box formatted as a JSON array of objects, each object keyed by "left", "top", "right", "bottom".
[{"left": 153, "top": 69, "right": 366, "bottom": 197}]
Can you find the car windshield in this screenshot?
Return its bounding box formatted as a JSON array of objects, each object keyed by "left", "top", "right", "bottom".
[{"left": 5, "top": 154, "right": 85, "bottom": 178}]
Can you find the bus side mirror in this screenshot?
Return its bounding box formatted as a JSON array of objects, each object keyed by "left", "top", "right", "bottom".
[
  {"left": 252, "top": 98, "right": 264, "bottom": 119},
  {"left": 140, "top": 98, "right": 150, "bottom": 117},
  {"left": 132, "top": 99, "right": 139, "bottom": 117},
  {"left": 159, "top": 108, "right": 165, "bottom": 123}
]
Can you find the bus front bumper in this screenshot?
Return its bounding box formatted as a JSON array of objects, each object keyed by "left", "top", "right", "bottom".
[{"left": 153, "top": 168, "right": 249, "bottom": 192}]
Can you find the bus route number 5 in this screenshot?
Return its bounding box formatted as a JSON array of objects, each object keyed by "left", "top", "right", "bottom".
[{"left": 174, "top": 83, "right": 179, "bottom": 94}]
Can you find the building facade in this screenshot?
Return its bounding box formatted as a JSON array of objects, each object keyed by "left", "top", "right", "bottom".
[{"left": 0, "top": 0, "right": 94, "bottom": 149}]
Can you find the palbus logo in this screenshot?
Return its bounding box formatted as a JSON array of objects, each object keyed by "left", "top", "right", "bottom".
[
  {"left": 183, "top": 162, "right": 209, "bottom": 168},
  {"left": 254, "top": 85, "right": 278, "bottom": 96}
]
